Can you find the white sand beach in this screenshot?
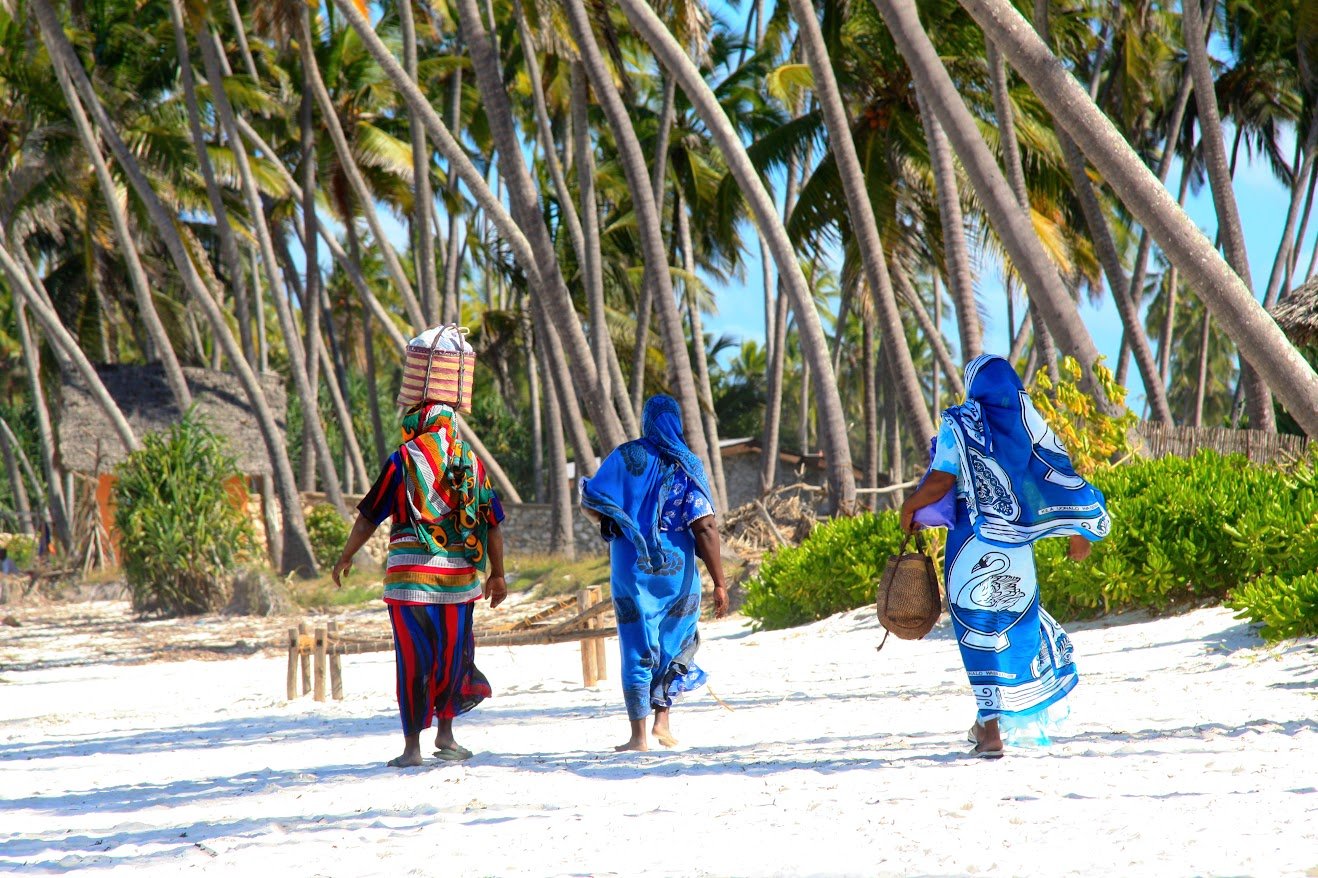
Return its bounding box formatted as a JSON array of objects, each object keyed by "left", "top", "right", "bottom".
[{"left": 2, "top": 600, "right": 1316, "bottom": 877}]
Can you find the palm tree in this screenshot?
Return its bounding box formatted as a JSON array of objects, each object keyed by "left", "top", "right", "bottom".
[
  {"left": 954, "top": 0, "right": 1318, "bottom": 437},
  {"left": 870, "top": 0, "right": 1121, "bottom": 416},
  {"left": 30, "top": 0, "right": 320, "bottom": 574},
  {"left": 616, "top": 0, "right": 857, "bottom": 511},
  {"left": 788, "top": 0, "right": 936, "bottom": 444},
  {"left": 562, "top": 0, "right": 717, "bottom": 494}
]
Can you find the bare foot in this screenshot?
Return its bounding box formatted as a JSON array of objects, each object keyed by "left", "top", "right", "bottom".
[
  {"left": 971, "top": 720, "right": 1003, "bottom": 755},
  {"left": 614, "top": 737, "right": 648, "bottom": 752},
  {"left": 387, "top": 751, "right": 424, "bottom": 768},
  {"left": 652, "top": 708, "right": 676, "bottom": 747}
]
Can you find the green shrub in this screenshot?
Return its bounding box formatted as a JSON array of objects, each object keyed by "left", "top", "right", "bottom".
[
  {"left": 743, "top": 450, "right": 1318, "bottom": 639},
  {"left": 742, "top": 511, "right": 942, "bottom": 631},
  {"left": 1226, "top": 572, "right": 1318, "bottom": 640},
  {"left": 306, "top": 503, "right": 351, "bottom": 571},
  {"left": 3, "top": 533, "right": 35, "bottom": 567},
  {"left": 115, "top": 411, "right": 254, "bottom": 615}
]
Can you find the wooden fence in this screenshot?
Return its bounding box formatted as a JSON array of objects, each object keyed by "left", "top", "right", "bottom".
[
  {"left": 1134, "top": 423, "right": 1312, "bottom": 465},
  {"left": 284, "top": 588, "right": 613, "bottom": 702}
]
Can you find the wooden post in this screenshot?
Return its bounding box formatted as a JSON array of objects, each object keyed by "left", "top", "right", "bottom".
[
  {"left": 589, "top": 585, "right": 607, "bottom": 680},
  {"left": 313, "top": 625, "right": 328, "bottom": 702},
  {"left": 328, "top": 620, "right": 344, "bottom": 701},
  {"left": 577, "top": 589, "right": 598, "bottom": 687},
  {"left": 298, "top": 621, "right": 311, "bottom": 696},
  {"left": 285, "top": 627, "right": 298, "bottom": 701}
]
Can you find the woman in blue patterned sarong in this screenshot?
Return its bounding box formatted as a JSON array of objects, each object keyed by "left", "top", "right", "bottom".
[
  {"left": 901, "top": 355, "right": 1111, "bottom": 759},
  {"left": 580, "top": 395, "right": 729, "bottom": 752}
]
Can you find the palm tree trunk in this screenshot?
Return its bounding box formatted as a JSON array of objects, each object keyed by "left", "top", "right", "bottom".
[
  {"left": 298, "top": 92, "right": 321, "bottom": 491},
  {"left": 760, "top": 153, "right": 803, "bottom": 495},
  {"left": 196, "top": 21, "right": 346, "bottom": 512},
  {"left": 168, "top": 7, "right": 255, "bottom": 369},
  {"left": 0, "top": 417, "right": 32, "bottom": 533},
  {"left": 889, "top": 259, "right": 965, "bottom": 398},
  {"left": 536, "top": 325, "right": 574, "bottom": 557},
  {"left": 915, "top": 88, "right": 981, "bottom": 362},
  {"left": 0, "top": 413, "right": 37, "bottom": 529},
  {"left": 0, "top": 241, "right": 139, "bottom": 453},
  {"left": 873, "top": 0, "right": 1117, "bottom": 415},
  {"left": 13, "top": 299, "right": 71, "bottom": 550},
  {"left": 398, "top": 0, "right": 439, "bottom": 324},
  {"left": 618, "top": 0, "right": 857, "bottom": 511},
  {"left": 1285, "top": 159, "right": 1318, "bottom": 290},
  {"left": 676, "top": 189, "right": 729, "bottom": 512},
  {"left": 31, "top": 0, "right": 318, "bottom": 573},
  {"left": 791, "top": 0, "right": 935, "bottom": 447},
  {"left": 569, "top": 63, "right": 620, "bottom": 426},
  {"left": 1193, "top": 308, "right": 1211, "bottom": 427},
  {"left": 332, "top": 0, "right": 624, "bottom": 457},
  {"left": 296, "top": 9, "right": 426, "bottom": 333},
  {"left": 1263, "top": 135, "right": 1316, "bottom": 309},
  {"left": 528, "top": 315, "right": 545, "bottom": 501},
  {"left": 862, "top": 309, "right": 880, "bottom": 510},
  {"left": 563, "top": 0, "right": 713, "bottom": 477},
  {"left": 441, "top": 68, "right": 464, "bottom": 326},
  {"left": 632, "top": 72, "right": 678, "bottom": 422},
  {"left": 1179, "top": 0, "right": 1272, "bottom": 431},
  {"left": 53, "top": 30, "right": 191, "bottom": 411},
  {"left": 956, "top": 0, "right": 1318, "bottom": 437},
  {"left": 455, "top": 0, "right": 628, "bottom": 454}
]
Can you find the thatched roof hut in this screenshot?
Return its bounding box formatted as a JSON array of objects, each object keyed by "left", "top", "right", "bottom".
[
  {"left": 59, "top": 365, "right": 286, "bottom": 476},
  {"left": 1272, "top": 276, "right": 1318, "bottom": 347}
]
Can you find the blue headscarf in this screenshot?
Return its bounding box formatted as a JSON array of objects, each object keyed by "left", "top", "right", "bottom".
[
  {"left": 579, "top": 395, "right": 713, "bottom": 573},
  {"left": 943, "top": 355, "right": 1110, "bottom": 546}
]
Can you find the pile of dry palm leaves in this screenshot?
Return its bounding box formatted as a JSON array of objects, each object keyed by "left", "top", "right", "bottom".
[{"left": 721, "top": 485, "right": 822, "bottom": 561}]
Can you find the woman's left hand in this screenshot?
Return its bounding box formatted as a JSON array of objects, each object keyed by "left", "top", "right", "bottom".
[
  {"left": 1068, "top": 535, "right": 1091, "bottom": 562},
  {"left": 484, "top": 575, "right": 508, "bottom": 608}
]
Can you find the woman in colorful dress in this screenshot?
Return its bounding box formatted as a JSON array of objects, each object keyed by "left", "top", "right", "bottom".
[
  {"left": 580, "top": 395, "right": 729, "bottom": 752},
  {"left": 334, "top": 401, "right": 507, "bottom": 768},
  {"left": 900, "top": 355, "right": 1110, "bottom": 758}
]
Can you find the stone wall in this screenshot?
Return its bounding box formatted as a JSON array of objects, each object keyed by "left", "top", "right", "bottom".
[{"left": 496, "top": 502, "right": 605, "bottom": 559}]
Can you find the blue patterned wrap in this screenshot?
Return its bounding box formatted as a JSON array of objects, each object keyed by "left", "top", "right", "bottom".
[
  {"left": 931, "top": 355, "right": 1110, "bottom": 732},
  {"left": 580, "top": 395, "right": 713, "bottom": 720}
]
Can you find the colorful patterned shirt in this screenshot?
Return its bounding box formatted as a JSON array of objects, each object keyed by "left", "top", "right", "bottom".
[{"left": 358, "top": 451, "right": 505, "bottom": 605}]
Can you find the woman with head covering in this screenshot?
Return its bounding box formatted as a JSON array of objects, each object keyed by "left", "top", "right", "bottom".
[
  {"left": 900, "top": 355, "right": 1110, "bottom": 758},
  {"left": 580, "top": 395, "right": 729, "bottom": 752},
  {"left": 333, "top": 402, "right": 507, "bottom": 768}
]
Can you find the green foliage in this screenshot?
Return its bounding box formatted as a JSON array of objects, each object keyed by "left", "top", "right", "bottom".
[
  {"left": 1029, "top": 356, "right": 1138, "bottom": 475},
  {"left": 114, "top": 411, "right": 254, "bottom": 616},
  {"left": 306, "top": 503, "right": 351, "bottom": 571},
  {"left": 2, "top": 533, "right": 34, "bottom": 567},
  {"left": 1227, "top": 572, "right": 1318, "bottom": 640},
  {"left": 743, "top": 512, "right": 943, "bottom": 631},
  {"left": 743, "top": 451, "right": 1318, "bottom": 640},
  {"left": 1036, "top": 451, "right": 1318, "bottom": 622}
]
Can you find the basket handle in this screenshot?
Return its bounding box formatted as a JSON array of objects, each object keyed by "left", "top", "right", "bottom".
[
  {"left": 897, "top": 529, "right": 927, "bottom": 556},
  {"left": 421, "top": 324, "right": 469, "bottom": 406}
]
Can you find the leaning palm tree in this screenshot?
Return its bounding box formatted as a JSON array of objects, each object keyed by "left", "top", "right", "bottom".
[
  {"left": 870, "top": 0, "right": 1122, "bottom": 415},
  {"left": 953, "top": 0, "right": 1318, "bottom": 437},
  {"left": 615, "top": 0, "right": 857, "bottom": 510}
]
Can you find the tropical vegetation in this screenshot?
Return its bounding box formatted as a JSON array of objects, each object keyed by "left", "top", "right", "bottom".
[{"left": 0, "top": 0, "right": 1315, "bottom": 590}]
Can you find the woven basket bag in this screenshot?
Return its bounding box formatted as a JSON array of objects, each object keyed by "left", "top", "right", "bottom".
[
  {"left": 396, "top": 325, "right": 476, "bottom": 412},
  {"left": 876, "top": 531, "right": 942, "bottom": 648}
]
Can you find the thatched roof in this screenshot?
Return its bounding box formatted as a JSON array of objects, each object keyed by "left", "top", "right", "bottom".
[
  {"left": 59, "top": 365, "right": 286, "bottom": 476},
  {"left": 1272, "top": 276, "right": 1318, "bottom": 346}
]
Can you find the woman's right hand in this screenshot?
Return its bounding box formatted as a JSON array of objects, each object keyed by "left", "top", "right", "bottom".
[
  {"left": 332, "top": 555, "right": 353, "bottom": 588},
  {"left": 900, "top": 498, "right": 920, "bottom": 534}
]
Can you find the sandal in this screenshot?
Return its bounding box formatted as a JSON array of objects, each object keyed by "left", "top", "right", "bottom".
[{"left": 433, "top": 745, "right": 474, "bottom": 761}]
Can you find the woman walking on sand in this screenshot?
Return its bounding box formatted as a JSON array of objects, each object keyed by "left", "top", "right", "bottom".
[
  {"left": 901, "top": 355, "right": 1109, "bottom": 759},
  {"left": 334, "top": 400, "right": 507, "bottom": 768},
  {"left": 580, "top": 395, "right": 729, "bottom": 752}
]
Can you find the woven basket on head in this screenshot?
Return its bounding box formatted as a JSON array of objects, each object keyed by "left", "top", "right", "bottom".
[
  {"left": 876, "top": 531, "right": 942, "bottom": 645},
  {"left": 396, "top": 325, "right": 475, "bottom": 412}
]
